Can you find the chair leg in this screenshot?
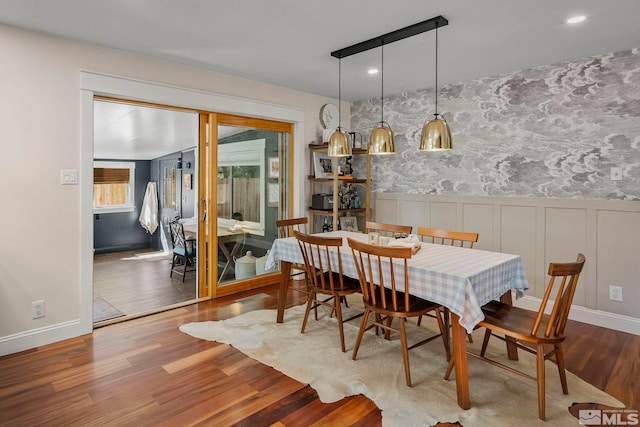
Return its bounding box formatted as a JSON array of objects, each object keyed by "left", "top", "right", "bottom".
[
  {"left": 480, "top": 328, "right": 492, "bottom": 357},
  {"left": 352, "top": 309, "right": 371, "bottom": 361},
  {"left": 398, "top": 316, "right": 412, "bottom": 387},
  {"left": 444, "top": 356, "right": 455, "bottom": 380},
  {"left": 301, "top": 291, "right": 316, "bottom": 334},
  {"left": 170, "top": 254, "right": 177, "bottom": 277},
  {"left": 182, "top": 255, "right": 187, "bottom": 282},
  {"left": 555, "top": 344, "right": 569, "bottom": 394},
  {"left": 536, "top": 343, "right": 546, "bottom": 421},
  {"left": 434, "top": 309, "right": 451, "bottom": 361},
  {"left": 335, "top": 297, "right": 346, "bottom": 352}
]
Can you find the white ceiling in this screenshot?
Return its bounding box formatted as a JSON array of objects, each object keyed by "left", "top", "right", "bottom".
[{"left": 3, "top": 0, "right": 640, "bottom": 159}]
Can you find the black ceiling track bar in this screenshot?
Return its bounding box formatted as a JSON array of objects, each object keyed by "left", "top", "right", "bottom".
[{"left": 330, "top": 15, "right": 448, "bottom": 59}]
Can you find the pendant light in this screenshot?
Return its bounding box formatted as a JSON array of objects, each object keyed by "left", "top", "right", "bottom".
[
  {"left": 327, "top": 58, "right": 352, "bottom": 157},
  {"left": 420, "top": 24, "right": 452, "bottom": 151},
  {"left": 368, "top": 43, "right": 396, "bottom": 155}
]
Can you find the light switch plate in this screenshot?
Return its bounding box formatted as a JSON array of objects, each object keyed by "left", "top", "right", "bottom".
[{"left": 61, "top": 169, "right": 78, "bottom": 185}]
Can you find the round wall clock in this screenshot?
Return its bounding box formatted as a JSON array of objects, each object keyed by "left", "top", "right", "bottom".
[{"left": 319, "top": 103, "right": 339, "bottom": 129}]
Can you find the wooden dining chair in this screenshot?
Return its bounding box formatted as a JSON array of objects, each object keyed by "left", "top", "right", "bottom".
[
  {"left": 365, "top": 221, "right": 412, "bottom": 237},
  {"left": 417, "top": 227, "right": 478, "bottom": 248},
  {"left": 294, "top": 231, "right": 363, "bottom": 352},
  {"left": 347, "top": 237, "right": 449, "bottom": 386},
  {"left": 276, "top": 217, "right": 310, "bottom": 297},
  {"left": 416, "top": 227, "right": 479, "bottom": 341},
  {"left": 444, "top": 253, "right": 586, "bottom": 421}
]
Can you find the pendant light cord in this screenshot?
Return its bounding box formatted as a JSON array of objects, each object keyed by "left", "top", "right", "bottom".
[
  {"left": 435, "top": 26, "right": 438, "bottom": 116},
  {"left": 381, "top": 43, "right": 384, "bottom": 123},
  {"left": 338, "top": 58, "right": 342, "bottom": 128}
]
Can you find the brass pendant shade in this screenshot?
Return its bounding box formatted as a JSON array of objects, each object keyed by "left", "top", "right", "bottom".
[
  {"left": 420, "top": 114, "right": 452, "bottom": 151},
  {"left": 368, "top": 121, "right": 396, "bottom": 155},
  {"left": 368, "top": 43, "right": 395, "bottom": 155},
  {"left": 420, "top": 24, "right": 453, "bottom": 152},
  {"left": 327, "top": 127, "right": 353, "bottom": 157},
  {"left": 328, "top": 57, "right": 352, "bottom": 157}
]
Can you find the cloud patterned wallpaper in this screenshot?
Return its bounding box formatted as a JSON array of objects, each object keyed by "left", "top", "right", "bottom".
[{"left": 350, "top": 48, "right": 640, "bottom": 201}]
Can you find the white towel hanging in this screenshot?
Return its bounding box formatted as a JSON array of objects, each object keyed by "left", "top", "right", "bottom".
[{"left": 139, "top": 181, "right": 158, "bottom": 234}]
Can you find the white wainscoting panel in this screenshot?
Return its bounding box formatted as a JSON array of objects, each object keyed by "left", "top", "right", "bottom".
[{"left": 372, "top": 192, "right": 640, "bottom": 334}]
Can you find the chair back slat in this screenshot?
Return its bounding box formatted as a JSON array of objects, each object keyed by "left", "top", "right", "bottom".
[
  {"left": 294, "top": 230, "right": 345, "bottom": 293},
  {"left": 348, "top": 237, "right": 413, "bottom": 312},
  {"left": 417, "top": 226, "right": 478, "bottom": 248},
  {"left": 276, "top": 217, "right": 308, "bottom": 238},
  {"left": 365, "top": 221, "right": 412, "bottom": 237},
  {"left": 169, "top": 220, "right": 187, "bottom": 248},
  {"left": 531, "top": 253, "right": 585, "bottom": 338}
]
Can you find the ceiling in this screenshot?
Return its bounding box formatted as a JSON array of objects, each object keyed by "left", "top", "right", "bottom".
[{"left": 3, "top": 0, "right": 640, "bottom": 159}]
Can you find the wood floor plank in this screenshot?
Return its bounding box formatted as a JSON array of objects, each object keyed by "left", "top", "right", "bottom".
[{"left": 0, "top": 282, "right": 637, "bottom": 427}]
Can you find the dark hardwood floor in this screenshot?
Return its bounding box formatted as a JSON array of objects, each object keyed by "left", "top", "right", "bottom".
[
  {"left": 1, "top": 281, "right": 638, "bottom": 426},
  {"left": 93, "top": 249, "right": 197, "bottom": 322}
]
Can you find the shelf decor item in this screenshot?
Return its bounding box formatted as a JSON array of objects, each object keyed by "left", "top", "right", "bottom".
[
  {"left": 313, "top": 151, "right": 334, "bottom": 178},
  {"left": 340, "top": 216, "right": 358, "bottom": 232}
]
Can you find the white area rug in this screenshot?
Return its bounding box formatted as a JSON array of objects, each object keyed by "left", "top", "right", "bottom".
[{"left": 180, "top": 296, "right": 622, "bottom": 427}]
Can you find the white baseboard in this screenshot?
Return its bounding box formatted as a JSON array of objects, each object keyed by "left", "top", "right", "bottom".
[
  {"left": 0, "top": 320, "right": 87, "bottom": 357},
  {"left": 514, "top": 295, "right": 640, "bottom": 336}
]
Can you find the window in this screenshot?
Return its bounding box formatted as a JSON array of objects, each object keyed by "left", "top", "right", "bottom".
[
  {"left": 218, "top": 139, "right": 265, "bottom": 235},
  {"left": 93, "top": 161, "right": 136, "bottom": 213}
]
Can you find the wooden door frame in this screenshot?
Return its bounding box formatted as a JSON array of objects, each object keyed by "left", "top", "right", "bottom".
[{"left": 204, "top": 113, "right": 295, "bottom": 298}]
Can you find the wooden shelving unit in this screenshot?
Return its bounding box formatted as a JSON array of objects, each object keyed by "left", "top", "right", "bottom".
[{"left": 308, "top": 144, "right": 371, "bottom": 232}]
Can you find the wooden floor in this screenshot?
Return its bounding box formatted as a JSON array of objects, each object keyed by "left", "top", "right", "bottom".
[
  {"left": 93, "top": 249, "right": 197, "bottom": 322},
  {"left": 1, "top": 283, "right": 638, "bottom": 426}
]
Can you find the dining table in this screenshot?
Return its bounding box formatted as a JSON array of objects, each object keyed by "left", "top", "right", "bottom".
[
  {"left": 183, "top": 220, "right": 247, "bottom": 280},
  {"left": 264, "top": 230, "right": 529, "bottom": 410}
]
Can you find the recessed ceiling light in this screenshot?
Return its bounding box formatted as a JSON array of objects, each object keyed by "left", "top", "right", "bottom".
[
  {"left": 368, "top": 68, "right": 379, "bottom": 75},
  {"left": 566, "top": 15, "right": 586, "bottom": 24}
]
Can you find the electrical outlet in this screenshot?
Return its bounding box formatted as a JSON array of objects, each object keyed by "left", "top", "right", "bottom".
[
  {"left": 609, "top": 285, "right": 623, "bottom": 302},
  {"left": 32, "top": 300, "right": 45, "bottom": 319}
]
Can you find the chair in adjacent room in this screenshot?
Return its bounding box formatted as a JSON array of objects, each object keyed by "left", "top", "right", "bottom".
[
  {"left": 444, "top": 253, "right": 586, "bottom": 421},
  {"left": 276, "top": 217, "right": 310, "bottom": 298},
  {"left": 294, "top": 230, "right": 363, "bottom": 352},
  {"left": 365, "top": 221, "right": 412, "bottom": 237},
  {"left": 347, "top": 237, "right": 449, "bottom": 386},
  {"left": 169, "top": 219, "right": 197, "bottom": 282}
]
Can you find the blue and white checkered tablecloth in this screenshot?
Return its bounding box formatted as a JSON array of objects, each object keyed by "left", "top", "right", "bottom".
[{"left": 265, "top": 230, "right": 529, "bottom": 333}]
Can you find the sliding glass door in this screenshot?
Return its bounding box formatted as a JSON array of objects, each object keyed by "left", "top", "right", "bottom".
[{"left": 198, "top": 113, "right": 293, "bottom": 298}]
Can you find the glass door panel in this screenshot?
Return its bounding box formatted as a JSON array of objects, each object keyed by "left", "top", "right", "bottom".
[{"left": 209, "top": 115, "right": 292, "bottom": 295}]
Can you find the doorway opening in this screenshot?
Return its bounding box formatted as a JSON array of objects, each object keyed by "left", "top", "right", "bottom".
[
  {"left": 92, "top": 98, "right": 200, "bottom": 323},
  {"left": 91, "top": 100, "right": 295, "bottom": 323}
]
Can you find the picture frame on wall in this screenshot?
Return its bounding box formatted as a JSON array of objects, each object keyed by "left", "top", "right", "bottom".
[
  {"left": 268, "top": 157, "right": 279, "bottom": 179},
  {"left": 183, "top": 173, "right": 192, "bottom": 190},
  {"left": 313, "top": 152, "right": 334, "bottom": 179},
  {"left": 268, "top": 182, "right": 279, "bottom": 207}
]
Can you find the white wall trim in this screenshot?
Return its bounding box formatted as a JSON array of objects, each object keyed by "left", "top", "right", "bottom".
[
  {"left": 0, "top": 320, "right": 83, "bottom": 357},
  {"left": 514, "top": 296, "right": 640, "bottom": 336}
]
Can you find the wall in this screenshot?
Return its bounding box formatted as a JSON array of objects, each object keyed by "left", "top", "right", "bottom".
[
  {"left": 0, "top": 24, "right": 345, "bottom": 355},
  {"left": 351, "top": 48, "right": 640, "bottom": 199},
  {"left": 93, "top": 159, "right": 152, "bottom": 253},
  {"left": 351, "top": 48, "right": 640, "bottom": 331}
]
